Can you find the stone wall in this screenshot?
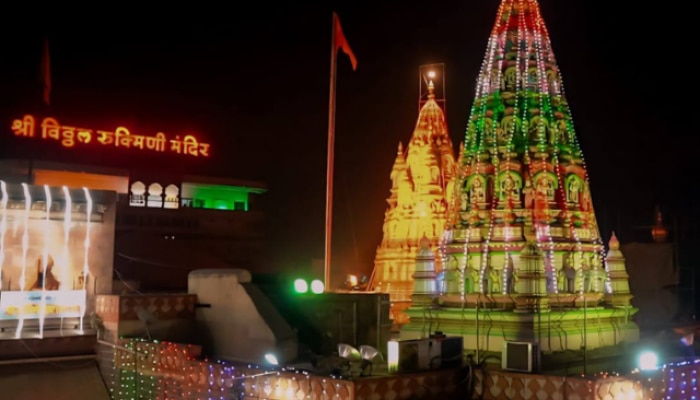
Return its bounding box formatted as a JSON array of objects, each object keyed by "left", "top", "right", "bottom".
[{"left": 95, "top": 293, "right": 197, "bottom": 344}]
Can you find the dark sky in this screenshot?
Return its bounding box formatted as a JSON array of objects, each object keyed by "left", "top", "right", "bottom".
[{"left": 0, "top": 1, "right": 695, "bottom": 279}]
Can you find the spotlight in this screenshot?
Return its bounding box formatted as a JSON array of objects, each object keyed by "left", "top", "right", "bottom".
[
  {"left": 637, "top": 350, "right": 658, "bottom": 371},
  {"left": 427, "top": 70, "right": 436, "bottom": 79},
  {"left": 359, "top": 345, "right": 384, "bottom": 376},
  {"left": 345, "top": 274, "right": 358, "bottom": 289},
  {"left": 333, "top": 343, "right": 362, "bottom": 377},
  {"left": 311, "top": 279, "right": 324, "bottom": 294},
  {"left": 337, "top": 343, "right": 361, "bottom": 361},
  {"left": 294, "top": 279, "right": 308, "bottom": 294},
  {"left": 681, "top": 333, "right": 694, "bottom": 347},
  {"left": 264, "top": 353, "right": 279, "bottom": 366}
]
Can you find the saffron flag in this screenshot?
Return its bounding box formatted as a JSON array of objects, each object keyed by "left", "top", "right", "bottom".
[
  {"left": 333, "top": 12, "right": 357, "bottom": 71},
  {"left": 41, "top": 38, "right": 51, "bottom": 106}
]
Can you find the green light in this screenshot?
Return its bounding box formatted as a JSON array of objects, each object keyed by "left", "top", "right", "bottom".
[
  {"left": 311, "top": 279, "right": 324, "bottom": 294},
  {"left": 294, "top": 279, "right": 308, "bottom": 294}
]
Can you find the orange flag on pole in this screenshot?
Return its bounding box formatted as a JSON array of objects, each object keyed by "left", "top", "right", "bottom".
[{"left": 333, "top": 12, "right": 357, "bottom": 71}]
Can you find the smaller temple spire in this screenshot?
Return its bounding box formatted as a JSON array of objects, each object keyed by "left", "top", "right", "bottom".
[
  {"left": 609, "top": 230, "right": 620, "bottom": 250},
  {"left": 427, "top": 80, "right": 435, "bottom": 100},
  {"left": 605, "top": 230, "right": 633, "bottom": 307}
]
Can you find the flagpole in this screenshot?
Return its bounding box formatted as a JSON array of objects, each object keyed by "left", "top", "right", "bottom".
[{"left": 324, "top": 13, "right": 338, "bottom": 292}]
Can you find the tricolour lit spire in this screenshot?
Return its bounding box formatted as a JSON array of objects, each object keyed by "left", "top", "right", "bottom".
[
  {"left": 402, "top": 0, "right": 639, "bottom": 356},
  {"left": 454, "top": 0, "right": 599, "bottom": 259}
]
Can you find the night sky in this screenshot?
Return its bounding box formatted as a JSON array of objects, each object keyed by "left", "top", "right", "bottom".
[{"left": 0, "top": 2, "right": 695, "bottom": 280}]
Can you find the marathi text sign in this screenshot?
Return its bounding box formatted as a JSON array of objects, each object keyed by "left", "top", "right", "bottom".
[
  {"left": 10, "top": 114, "right": 210, "bottom": 157},
  {"left": 0, "top": 290, "right": 84, "bottom": 320}
]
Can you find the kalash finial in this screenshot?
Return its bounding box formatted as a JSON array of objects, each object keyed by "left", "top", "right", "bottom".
[
  {"left": 651, "top": 206, "right": 668, "bottom": 243},
  {"left": 609, "top": 231, "right": 620, "bottom": 250},
  {"left": 428, "top": 80, "right": 435, "bottom": 100},
  {"left": 397, "top": 141, "right": 403, "bottom": 154}
]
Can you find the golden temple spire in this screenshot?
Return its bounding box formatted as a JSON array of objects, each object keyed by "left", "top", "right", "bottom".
[{"left": 372, "top": 65, "right": 456, "bottom": 325}]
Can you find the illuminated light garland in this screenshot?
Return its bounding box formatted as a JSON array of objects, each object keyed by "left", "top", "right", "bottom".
[
  {"left": 38, "top": 184, "right": 53, "bottom": 338},
  {"left": 61, "top": 186, "right": 72, "bottom": 292},
  {"left": 473, "top": 12, "right": 503, "bottom": 295},
  {"left": 0, "top": 181, "right": 7, "bottom": 291},
  {"left": 103, "top": 337, "right": 700, "bottom": 399},
  {"left": 15, "top": 183, "right": 31, "bottom": 338},
  {"left": 80, "top": 187, "right": 93, "bottom": 332},
  {"left": 104, "top": 338, "right": 361, "bottom": 399},
  {"left": 528, "top": 9, "right": 559, "bottom": 297}
]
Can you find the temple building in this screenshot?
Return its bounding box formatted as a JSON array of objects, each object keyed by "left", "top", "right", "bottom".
[
  {"left": 1, "top": 110, "right": 268, "bottom": 292},
  {"left": 401, "top": 0, "right": 638, "bottom": 358},
  {"left": 370, "top": 80, "right": 458, "bottom": 325},
  {"left": 0, "top": 158, "right": 266, "bottom": 292}
]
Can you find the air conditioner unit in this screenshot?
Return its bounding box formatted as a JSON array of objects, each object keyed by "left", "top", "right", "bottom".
[{"left": 502, "top": 341, "right": 540, "bottom": 373}]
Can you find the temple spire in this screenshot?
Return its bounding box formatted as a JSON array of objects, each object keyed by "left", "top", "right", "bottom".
[
  {"left": 371, "top": 65, "right": 457, "bottom": 325},
  {"left": 401, "top": 0, "right": 640, "bottom": 357}
]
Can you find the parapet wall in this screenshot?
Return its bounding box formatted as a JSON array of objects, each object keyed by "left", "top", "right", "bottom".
[{"left": 96, "top": 339, "right": 695, "bottom": 399}]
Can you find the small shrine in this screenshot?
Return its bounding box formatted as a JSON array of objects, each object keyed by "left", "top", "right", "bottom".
[{"left": 400, "top": 0, "right": 639, "bottom": 357}]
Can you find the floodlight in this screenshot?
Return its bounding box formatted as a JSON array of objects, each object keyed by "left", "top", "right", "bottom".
[
  {"left": 360, "top": 345, "right": 383, "bottom": 362},
  {"left": 427, "top": 70, "right": 436, "bottom": 79},
  {"left": 681, "top": 333, "right": 694, "bottom": 347},
  {"left": 359, "top": 345, "right": 384, "bottom": 376},
  {"left": 337, "top": 343, "right": 361, "bottom": 361},
  {"left": 294, "top": 279, "right": 308, "bottom": 294},
  {"left": 311, "top": 279, "right": 324, "bottom": 294},
  {"left": 638, "top": 350, "right": 658, "bottom": 371},
  {"left": 345, "top": 274, "right": 358, "bottom": 289},
  {"left": 264, "top": 353, "right": 279, "bottom": 366}
]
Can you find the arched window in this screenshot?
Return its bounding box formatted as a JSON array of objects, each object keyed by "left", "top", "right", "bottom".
[
  {"left": 129, "top": 181, "right": 146, "bottom": 207},
  {"left": 147, "top": 182, "right": 164, "bottom": 208},
  {"left": 164, "top": 184, "right": 179, "bottom": 209}
]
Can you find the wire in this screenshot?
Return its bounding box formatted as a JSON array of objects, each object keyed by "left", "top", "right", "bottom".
[{"left": 112, "top": 267, "right": 143, "bottom": 294}]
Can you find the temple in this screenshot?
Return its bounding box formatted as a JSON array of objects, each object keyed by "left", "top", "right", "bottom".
[
  {"left": 401, "top": 0, "right": 639, "bottom": 357},
  {"left": 370, "top": 80, "right": 458, "bottom": 325}
]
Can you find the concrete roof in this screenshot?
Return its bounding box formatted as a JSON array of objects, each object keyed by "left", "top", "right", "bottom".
[{"left": 0, "top": 357, "right": 110, "bottom": 400}]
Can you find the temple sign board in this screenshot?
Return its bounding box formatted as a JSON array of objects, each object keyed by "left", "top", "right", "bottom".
[{"left": 10, "top": 114, "right": 211, "bottom": 157}]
